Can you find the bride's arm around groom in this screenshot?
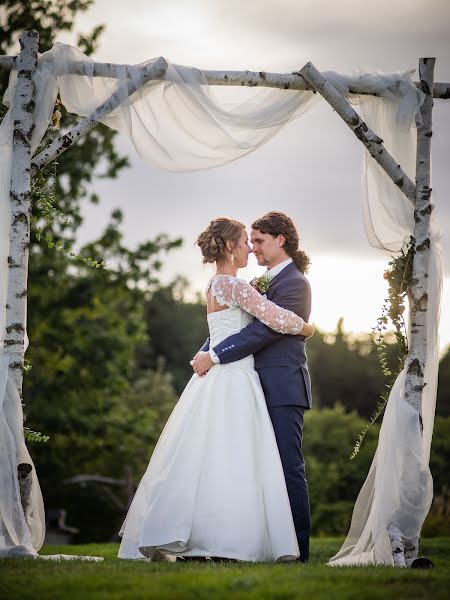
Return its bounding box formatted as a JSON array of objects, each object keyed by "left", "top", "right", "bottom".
[{"left": 195, "top": 269, "right": 311, "bottom": 369}]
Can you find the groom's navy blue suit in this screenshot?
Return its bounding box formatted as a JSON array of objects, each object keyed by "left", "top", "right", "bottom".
[{"left": 201, "top": 262, "right": 312, "bottom": 560}]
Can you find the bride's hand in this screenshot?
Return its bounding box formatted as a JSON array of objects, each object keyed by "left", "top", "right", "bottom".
[
  {"left": 300, "top": 322, "right": 314, "bottom": 338},
  {"left": 191, "top": 351, "right": 213, "bottom": 377}
]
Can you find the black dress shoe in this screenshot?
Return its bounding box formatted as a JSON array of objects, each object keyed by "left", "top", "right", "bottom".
[
  {"left": 210, "top": 556, "right": 238, "bottom": 563},
  {"left": 296, "top": 556, "right": 309, "bottom": 564},
  {"left": 410, "top": 557, "right": 434, "bottom": 569}
]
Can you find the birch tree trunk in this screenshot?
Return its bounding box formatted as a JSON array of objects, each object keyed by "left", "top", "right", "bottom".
[
  {"left": 5, "top": 30, "right": 38, "bottom": 396},
  {"left": 5, "top": 31, "right": 39, "bottom": 516},
  {"left": 388, "top": 59, "right": 435, "bottom": 569},
  {"left": 405, "top": 58, "right": 435, "bottom": 414}
]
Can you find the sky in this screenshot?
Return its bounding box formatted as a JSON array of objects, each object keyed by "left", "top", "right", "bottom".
[{"left": 52, "top": 0, "right": 450, "bottom": 351}]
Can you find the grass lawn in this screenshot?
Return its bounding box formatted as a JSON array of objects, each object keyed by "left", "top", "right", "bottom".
[{"left": 0, "top": 537, "right": 449, "bottom": 599}]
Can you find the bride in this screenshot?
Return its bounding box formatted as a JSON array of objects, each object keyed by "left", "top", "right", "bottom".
[{"left": 118, "top": 217, "right": 314, "bottom": 562}]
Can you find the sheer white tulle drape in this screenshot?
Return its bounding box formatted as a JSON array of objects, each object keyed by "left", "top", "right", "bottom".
[
  {"left": 47, "top": 43, "right": 319, "bottom": 171},
  {"left": 328, "top": 92, "right": 442, "bottom": 566},
  {"left": 0, "top": 43, "right": 440, "bottom": 562},
  {"left": 0, "top": 63, "right": 57, "bottom": 557}
]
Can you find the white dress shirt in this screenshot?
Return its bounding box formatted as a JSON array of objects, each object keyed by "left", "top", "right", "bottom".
[
  {"left": 209, "top": 257, "right": 293, "bottom": 364},
  {"left": 265, "top": 257, "right": 293, "bottom": 280}
]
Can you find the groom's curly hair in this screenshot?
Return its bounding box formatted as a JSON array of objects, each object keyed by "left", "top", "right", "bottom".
[{"left": 252, "top": 212, "right": 311, "bottom": 273}]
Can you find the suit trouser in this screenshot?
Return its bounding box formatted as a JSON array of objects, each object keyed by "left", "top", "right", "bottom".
[{"left": 267, "top": 405, "right": 310, "bottom": 561}]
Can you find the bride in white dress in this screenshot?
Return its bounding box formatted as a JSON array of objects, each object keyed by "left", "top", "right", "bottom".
[{"left": 118, "top": 217, "right": 314, "bottom": 562}]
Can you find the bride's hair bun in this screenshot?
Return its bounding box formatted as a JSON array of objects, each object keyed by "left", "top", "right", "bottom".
[{"left": 196, "top": 217, "right": 245, "bottom": 265}]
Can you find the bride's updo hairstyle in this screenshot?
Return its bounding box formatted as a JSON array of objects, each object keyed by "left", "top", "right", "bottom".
[{"left": 196, "top": 217, "right": 245, "bottom": 265}]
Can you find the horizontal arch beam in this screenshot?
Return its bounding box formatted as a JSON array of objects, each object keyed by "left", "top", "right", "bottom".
[{"left": 0, "top": 54, "right": 449, "bottom": 98}]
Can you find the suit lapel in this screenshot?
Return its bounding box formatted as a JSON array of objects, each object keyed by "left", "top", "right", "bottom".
[
  {"left": 267, "top": 263, "right": 297, "bottom": 300},
  {"left": 268, "top": 262, "right": 296, "bottom": 296}
]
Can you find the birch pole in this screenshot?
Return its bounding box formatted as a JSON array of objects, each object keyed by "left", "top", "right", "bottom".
[
  {"left": 405, "top": 59, "right": 435, "bottom": 414},
  {"left": 5, "top": 31, "right": 38, "bottom": 395},
  {"left": 388, "top": 59, "right": 435, "bottom": 569},
  {"left": 1, "top": 53, "right": 449, "bottom": 98},
  {"left": 299, "top": 60, "right": 438, "bottom": 568},
  {"left": 5, "top": 30, "right": 39, "bottom": 517}
]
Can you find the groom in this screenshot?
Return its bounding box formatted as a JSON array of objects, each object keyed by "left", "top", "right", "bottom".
[{"left": 192, "top": 211, "right": 312, "bottom": 562}]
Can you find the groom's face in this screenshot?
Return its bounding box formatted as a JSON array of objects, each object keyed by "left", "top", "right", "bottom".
[{"left": 251, "top": 229, "right": 286, "bottom": 268}]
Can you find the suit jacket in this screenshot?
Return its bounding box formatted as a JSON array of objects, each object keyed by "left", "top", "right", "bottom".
[{"left": 201, "top": 263, "right": 312, "bottom": 409}]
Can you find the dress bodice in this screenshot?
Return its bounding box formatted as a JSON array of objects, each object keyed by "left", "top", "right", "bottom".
[
  {"left": 204, "top": 274, "right": 305, "bottom": 372},
  {"left": 207, "top": 308, "right": 254, "bottom": 370},
  {"left": 207, "top": 308, "right": 253, "bottom": 348}
]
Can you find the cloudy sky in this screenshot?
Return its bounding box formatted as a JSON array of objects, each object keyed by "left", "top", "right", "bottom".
[{"left": 54, "top": 0, "right": 450, "bottom": 350}]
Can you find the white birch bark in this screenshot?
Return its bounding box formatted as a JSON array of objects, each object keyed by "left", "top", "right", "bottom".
[
  {"left": 5, "top": 30, "right": 38, "bottom": 394},
  {"left": 384, "top": 60, "right": 434, "bottom": 569},
  {"left": 30, "top": 57, "right": 168, "bottom": 174},
  {"left": 405, "top": 59, "right": 435, "bottom": 414},
  {"left": 5, "top": 30, "right": 39, "bottom": 521},
  {"left": 299, "top": 62, "right": 416, "bottom": 203},
  {"left": 1, "top": 52, "right": 449, "bottom": 98},
  {"left": 2, "top": 51, "right": 449, "bottom": 99}
]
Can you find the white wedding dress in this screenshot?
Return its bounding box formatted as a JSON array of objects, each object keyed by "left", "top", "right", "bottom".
[{"left": 118, "top": 275, "right": 303, "bottom": 562}]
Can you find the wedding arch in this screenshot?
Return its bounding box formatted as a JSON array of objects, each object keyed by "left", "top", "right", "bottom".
[{"left": 0, "top": 30, "right": 448, "bottom": 565}]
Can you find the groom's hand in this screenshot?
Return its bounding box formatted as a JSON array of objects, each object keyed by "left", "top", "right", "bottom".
[{"left": 191, "top": 351, "right": 213, "bottom": 377}]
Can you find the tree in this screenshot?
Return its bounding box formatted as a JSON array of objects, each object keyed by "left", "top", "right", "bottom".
[
  {"left": 303, "top": 405, "right": 380, "bottom": 535},
  {"left": 1, "top": 2, "right": 184, "bottom": 539},
  {"left": 25, "top": 210, "right": 182, "bottom": 540},
  {"left": 437, "top": 346, "right": 450, "bottom": 417},
  {"left": 139, "top": 278, "right": 209, "bottom": 393},
  {"left": 307, "top": 318, "right": 400, "bottom": 418},
  {"left": 1, "top": 1, "right": 128, "bottom": 238}
]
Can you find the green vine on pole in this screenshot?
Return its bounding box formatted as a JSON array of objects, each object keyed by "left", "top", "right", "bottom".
[
  {"left": 31, "top": 162, "right": 105, "bottom": 270},
  {"left": 24, "top": 428, "right": 49, "bottom": 443},
  {"left": 31, "top": 98, "right": 105, "bottom": 270},
  {"left": 350, "top": 236, "right": 415, "bottom": 459}
]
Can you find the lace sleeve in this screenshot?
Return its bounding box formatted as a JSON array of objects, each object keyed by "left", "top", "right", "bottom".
[{"left": 209, "top": 275, "right": 304, "bottom": 334}]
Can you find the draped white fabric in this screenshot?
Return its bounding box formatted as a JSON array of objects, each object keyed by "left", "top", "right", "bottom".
[
  {"left": 328, "top": 93, "right": 442, "bottom": 566},
  {"left": 0, "top": 64, "right": 57, "bottom": 557},
  {"left": 0, "top": 43, "right": 440, "bottom": 563}
]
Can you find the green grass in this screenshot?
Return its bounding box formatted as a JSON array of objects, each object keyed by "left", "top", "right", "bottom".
[{"left": 1, "top": 538, "right": 449, "bottom": 600}]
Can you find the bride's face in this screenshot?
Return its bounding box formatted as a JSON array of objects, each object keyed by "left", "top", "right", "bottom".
[{"left": 232, "top": 229, "right": 251, "bottom": 268}]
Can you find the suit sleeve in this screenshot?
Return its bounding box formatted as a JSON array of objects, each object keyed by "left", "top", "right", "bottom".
[{"left": 213, "top": 277, "right": 310, "bottom": 364}]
